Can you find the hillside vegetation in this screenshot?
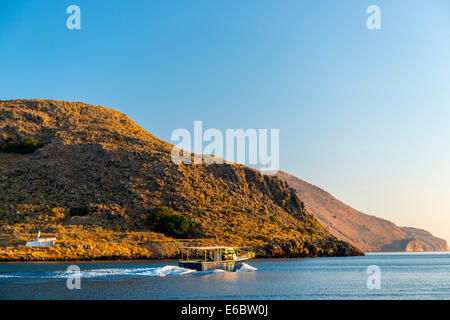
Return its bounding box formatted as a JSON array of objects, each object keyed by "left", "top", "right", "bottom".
[{"left": 0, "top": 99, "right": 362, "bottom": 261}]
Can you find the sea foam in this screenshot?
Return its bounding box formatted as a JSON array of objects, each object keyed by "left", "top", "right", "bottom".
[{"left": 237, "top": 263, "right": 258, "bottom": 272}]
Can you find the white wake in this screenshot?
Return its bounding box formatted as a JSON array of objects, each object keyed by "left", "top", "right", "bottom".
[
  {"left": 236, "top": 263, "right": 258, "bottom": 272},
  {"left": 0, "top": 263, "right": 257, "bottom": 279}
]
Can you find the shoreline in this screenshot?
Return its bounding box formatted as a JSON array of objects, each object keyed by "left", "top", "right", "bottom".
[
  {"left": 2, "top": 251, "right": 450, "bottom": 263},
  {"left": 0, "top": 254, "right": 364, "bottom": 264}
]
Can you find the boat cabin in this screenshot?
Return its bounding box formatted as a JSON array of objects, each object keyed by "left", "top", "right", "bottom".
[
  {"left": 178, "top": 246, "right": 254, "bottom": 271},
  {"left": 181, "top": 246, "right": 239, "bottom": 262}
]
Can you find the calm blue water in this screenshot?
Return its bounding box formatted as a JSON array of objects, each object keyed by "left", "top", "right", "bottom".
[{"left": 1, "top": 253, "right": 449, "bottom": 299}]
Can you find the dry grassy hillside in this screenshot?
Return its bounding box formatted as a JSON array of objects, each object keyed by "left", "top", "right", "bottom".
[
  {"left": 0, "top": 99, "right": 362, "bottom": 261},
  {"left": 276, "top": 171, "right": 448, "bottom": 252}
]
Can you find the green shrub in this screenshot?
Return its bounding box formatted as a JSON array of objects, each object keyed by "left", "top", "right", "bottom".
[
  {"left": 297, "top": 224, "right": 319, "bottom": 236},
  {"left": 70, "top": 207, "right": 89, "bottom": 217},
  {"left": 255, "top": 234, "right": 271, "bottom": 242},
  {"left": 112, "top": 225, "right": 121, "bottom": 232},
  {"left": 146, "top": 206, "right": 197, "bottom": 238},
  {"left": 1, "top": 137, "right": 43, "bottom": 154},
  {"left": 113, "top": 135, "right": 123, "bottom": 142},
  {"left": 269, "top": 215, "right": 277, "bottom": 223},
  {"left": 297, "top": 226, "right": 308, "bottom": 234}
]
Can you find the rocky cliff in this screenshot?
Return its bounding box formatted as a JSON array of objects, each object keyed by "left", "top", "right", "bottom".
[
  {"left": 276, "top": 171, "right": 448, "bottom": 252},
  {"left": 0, "top": 99, "right": 363, "bottom": 261}
]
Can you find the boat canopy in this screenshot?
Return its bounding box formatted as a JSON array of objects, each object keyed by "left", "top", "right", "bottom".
[{"left": 183, "top": 246, "right": 235, "bottom": 250}]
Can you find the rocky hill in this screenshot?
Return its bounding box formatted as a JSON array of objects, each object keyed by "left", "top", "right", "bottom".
[
  {"left": 276, "top": 171, "right": 449, "bottom": 252},
  {"left": 0, "top": 99, "right": 362, "bottom": 261}
]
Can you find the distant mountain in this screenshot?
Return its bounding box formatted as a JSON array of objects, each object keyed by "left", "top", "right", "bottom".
[
  {"left": 276, "top": 171, "right": 448, "bottom": 252},
  {"left": 0, "top": 99, "right": 362, "bottom": 261}
]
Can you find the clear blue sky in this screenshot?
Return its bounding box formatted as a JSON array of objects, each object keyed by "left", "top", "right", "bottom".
[{"left": 1, "top": 0, "right": 450, "bottom": 242}]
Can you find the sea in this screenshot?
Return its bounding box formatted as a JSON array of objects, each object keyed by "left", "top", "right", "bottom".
[{"left": 0, "top": 252, "right": 449, "bottom": 300}]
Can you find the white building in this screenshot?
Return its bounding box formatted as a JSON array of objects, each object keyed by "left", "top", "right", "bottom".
[{"left": 26, "top": 231, "right": 56, "bottom": 247}]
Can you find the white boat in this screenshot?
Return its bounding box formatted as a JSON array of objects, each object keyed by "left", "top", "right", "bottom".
[{"left": 178, "top": 246, "right": 255, "bottom": 271}]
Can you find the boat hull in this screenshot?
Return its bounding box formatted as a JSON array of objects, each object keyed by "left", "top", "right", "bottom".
[{"left": 178, "top": 259, "right": 248, "bottom": 272}]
